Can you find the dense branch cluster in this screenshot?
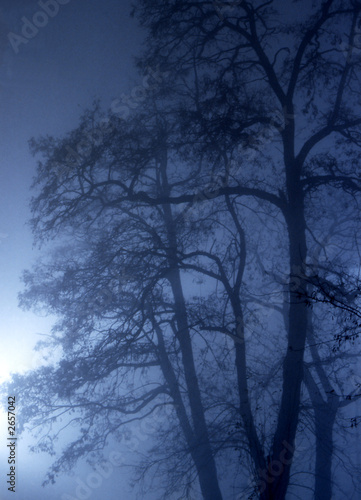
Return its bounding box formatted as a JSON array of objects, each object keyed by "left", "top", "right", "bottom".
[{"left": 5, "top": 1, "right": 361, "bottom": 499}]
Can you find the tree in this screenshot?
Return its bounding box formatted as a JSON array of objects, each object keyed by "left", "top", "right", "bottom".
[
  {"left": 11, "top": 103, "right": 240, "bottom": 499},
  {"left": 129, "top": 1, "right": 361, "bottom": 497},
  {"left": 6, "top": 1, "right": 361, "bottom": 499}
]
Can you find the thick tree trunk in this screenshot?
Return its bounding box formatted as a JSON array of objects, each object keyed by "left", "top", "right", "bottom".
[
  {"left": 314, "top": 403, "right": 336, "bottom": 499},
  {"left": 304, "top": 367, "right": 336, "bottom": 500},
  {"left": 304, "top": 318, "right": 339, "bottom": 500},
  {"left": 260, "top": 157, "right": 309, "bottom": 499},
  {"left": 314, "top": 413, "right": 334, "bottom": 500}
]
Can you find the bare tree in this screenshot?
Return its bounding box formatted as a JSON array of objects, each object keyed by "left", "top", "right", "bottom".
[
  {"left": 127, "top": 1, "right": 361, "bottom": 498},
  {"left": 6, "top": 2, "right": 361, "bottom": 499},
  {"left": 10, "top": 104, "right": 238, "bottom": 499}
]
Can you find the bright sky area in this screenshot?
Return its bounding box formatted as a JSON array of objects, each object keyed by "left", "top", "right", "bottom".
[{"left": 0, "top": 1, "right": 151, "bottom": 498}]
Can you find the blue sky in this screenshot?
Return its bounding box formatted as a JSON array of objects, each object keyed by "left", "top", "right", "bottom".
[
  {"left": 0, "top": 1, "right": 147, "bottom": 498},
  {"left": 0, "top": 0, "right": 142, "bottom": 375}
]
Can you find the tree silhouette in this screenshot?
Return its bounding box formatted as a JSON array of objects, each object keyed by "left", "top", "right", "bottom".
[
  {"left": 6, "top": 1, "right": 361, "bottom": 499},
  {"left": 11, "top": 104, "right": 239, "bottom": 499}
]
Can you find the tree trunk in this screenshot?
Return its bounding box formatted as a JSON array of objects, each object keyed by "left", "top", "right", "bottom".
[
  {"left": 304, "top": 317, "right": 339, "bottom": 500},
  {"left": 314, "top": 404, "right": 336, "bottom": 498},
  {"left": 158, "top": 147, "right": 223, "bottom": 499},
  {"left": 233, "top": 303, "right": 266, "bottom": 474},
  {"left": 303, "top": 367, "right": 336, "bottom": 500},
  {"left": 261, "top": 157, "right": 308, "bottom": 499},
  {"left": 167, "top": 265, "right": 223, "bottom": 500},
  {"left": 153, "top": 318, "right": 223, "bottom": 499}
]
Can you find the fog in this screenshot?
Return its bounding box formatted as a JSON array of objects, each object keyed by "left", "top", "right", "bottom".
[{"left": 1, "top": 1, "right": 361, "bottom": 500}]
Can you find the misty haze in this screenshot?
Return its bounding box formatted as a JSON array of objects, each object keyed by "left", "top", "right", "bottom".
[{"left": 0, "top": 1, "right": 361, "bottom": 499}]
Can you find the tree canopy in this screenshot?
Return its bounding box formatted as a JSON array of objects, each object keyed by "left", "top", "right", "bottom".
[{"left": 6, "top": 1, "right": 361, "bottom": 499}]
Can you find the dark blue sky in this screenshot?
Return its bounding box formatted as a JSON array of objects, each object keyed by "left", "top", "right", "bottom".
[{"left": 0, "top": 1, "right": 147, "bottom": 498}]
